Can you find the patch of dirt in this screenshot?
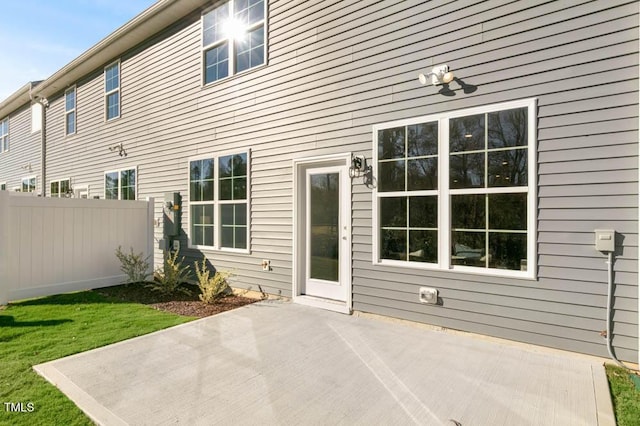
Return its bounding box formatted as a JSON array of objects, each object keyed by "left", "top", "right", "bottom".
[{"left": 94, "top": 283, "right": 259, "bottom": 318}]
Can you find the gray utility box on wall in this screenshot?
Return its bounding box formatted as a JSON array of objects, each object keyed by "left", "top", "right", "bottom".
[
  {"left": 594, "top": 229, "right": 615, "bottom": 253},
  {"left": 163, "top": 192, "right": 182, "bottom": 238}
]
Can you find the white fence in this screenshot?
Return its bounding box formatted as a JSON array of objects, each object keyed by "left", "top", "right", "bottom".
[{"left": 0, "top": 192, "right": 153, "bottom": 304}]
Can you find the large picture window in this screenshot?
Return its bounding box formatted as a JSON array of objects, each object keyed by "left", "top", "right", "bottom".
[
  {"left": 105, "top": 168, "right": 136, "bottom": 200},
  {"left": 202, "top": 0, "right": 266, "bottom": 85},
  {"left": 373, "top": 99, "right": 536, "bottom": 278},
  {"left": 189, "top": 151, "right": 249, "bottom": 251}
]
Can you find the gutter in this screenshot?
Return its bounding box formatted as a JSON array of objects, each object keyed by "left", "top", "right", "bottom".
[{"left": 0, "top": 82, "right": 35, "bottom": 120}]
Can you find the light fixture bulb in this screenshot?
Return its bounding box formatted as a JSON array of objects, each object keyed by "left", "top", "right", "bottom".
[
  {"left": 418, "top": 73, "right": 428, "bottom": 85},
  {"left": 442, "top": 71, "right": 454, "bottom": 84}
]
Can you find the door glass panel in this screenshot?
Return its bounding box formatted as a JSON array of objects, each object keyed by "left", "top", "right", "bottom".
[{"left": 309, "top": 172, "right": 339, "bottom": 282}]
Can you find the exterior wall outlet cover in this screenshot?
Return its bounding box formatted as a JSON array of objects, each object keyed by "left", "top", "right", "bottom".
[
  {"left": 262, "top": 260, "right": 271, "bottom": 271},
  {"left": 419, "top": 287, "right": 438, "bottom": 304}
]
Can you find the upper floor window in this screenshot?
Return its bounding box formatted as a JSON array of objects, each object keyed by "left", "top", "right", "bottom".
[
  {"left": 105, "top": 168, "right": 136, "bottom": 200},
  {"left": 0, "top": 118, "right": 8, "bottom": 152},
  {"left": 189, "top": 151, "right": 249, "bottom": 251},
  {"left": 105, "top": 62, "right": 120, "bottom": 121},
  {"left": 0, "top": 182, "right": 6, "bottom": 191},
  {"left": 51, "top": 179, "right": 71, "bottom": 197},
  {"left": 65, "top": 87, "right": 76, "bottom": 135},
  {"left": 21, "top": 176, "right": 36, "bottom": 193},
  {"left": 202, "top": 0, "right": 266, "bottom": 85},
  {"left": 373, "top": 99, "right": 536, "bottom": 279}
]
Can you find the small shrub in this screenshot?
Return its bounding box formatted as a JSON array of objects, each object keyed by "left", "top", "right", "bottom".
[
  {"left": 115, "top": 246, "right": 151, "bottom": 284},
  {"left": 194, "top": 258, "right": 232, "bottom": 304},
  {"left": 147, "top": 249, "right": 191, "bottom": 295}
]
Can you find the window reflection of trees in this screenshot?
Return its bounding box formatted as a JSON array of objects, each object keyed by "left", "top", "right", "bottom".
[
  {"left": 378, "top": 124, "right": 438, "bottom": 192},
  {"left": 310, "top": 173, "right": 339, "bottom": 280},
  {"left": 377, "top": 107, "right": 529, "bottom": 270},
  {"left": 105, "top": 172, "right": 118, "bottom": 199},
  {"left": 488, "top": 108, "right": 528, "bottom": 187},
  {"left": 449, "top": 107, "right": 529, "bottom": 271}
]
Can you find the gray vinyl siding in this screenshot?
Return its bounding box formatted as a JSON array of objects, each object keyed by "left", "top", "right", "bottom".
[
  {"left": 43, "top": 0, "right": 638, "bottom": 361},
  {"left": 0, "top": 104, "right": 42, "bottom": 193}
]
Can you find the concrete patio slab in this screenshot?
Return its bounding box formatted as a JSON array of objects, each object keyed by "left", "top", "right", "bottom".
[{"left": 34, "top": 301, "right": 615, "bottom": 425}]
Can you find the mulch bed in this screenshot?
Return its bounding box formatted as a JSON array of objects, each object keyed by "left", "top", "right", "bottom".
[{"left": 94, "top": 283, "right": 259, "bottom": 318}]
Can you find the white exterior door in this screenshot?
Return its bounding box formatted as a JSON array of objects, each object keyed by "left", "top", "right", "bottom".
[{"left": 294, "top": 155, "right": 351, "bottom": 313}]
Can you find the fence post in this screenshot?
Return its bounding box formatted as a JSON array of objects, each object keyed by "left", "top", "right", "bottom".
[{"left": 0, "top": 192, "right": 9, "bottom": 305}]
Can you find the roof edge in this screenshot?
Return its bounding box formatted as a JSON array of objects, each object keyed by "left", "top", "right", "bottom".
[
  {"left": 0, "top": 81, "right": 43, "bottom": 118},
  {"left": 31, "top": 0, "right": 208, "bottom": 99}
]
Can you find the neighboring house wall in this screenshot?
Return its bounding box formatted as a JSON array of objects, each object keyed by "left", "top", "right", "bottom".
[
  {"left": 42, "top": 0, "right": 639, "bottom": 361},
  {"left": 0, "top": 103, "right": 42, "bottom": 193}
]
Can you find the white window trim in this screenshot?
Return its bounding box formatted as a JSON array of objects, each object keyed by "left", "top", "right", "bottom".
[
  {"left": 21, "top": 175, "right": 37, "bottom": 193},
  {"left": 201, "top": 0, "right": 268, "bottom": 87},
  {"left": 372, "top": 98, "right": 537, "bottom": 279},
  {"left": 103, "top": 166, "right": 137, "bottom": 200},
  {"left": 50, "top": 178, "right": 71, "bottom": 198},
  {"left": 65, "top": 86, "right": 77, "bottom": 136},
  {"left": 0, "top": 117, "right": 9, "bottom": 153},
  {"left": 104, "top": 60, "right": 121, "bottom": 121},
  {"left": 187, "top": 149, "right": 251, "bottom": 253}
]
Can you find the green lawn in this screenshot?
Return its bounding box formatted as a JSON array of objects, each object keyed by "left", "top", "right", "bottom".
[
  {"left": 606, "top": 364, "right": 640, "bottom": 426},
  {"left": 0, "top": 290, "right": 194, "bottom": 426}
]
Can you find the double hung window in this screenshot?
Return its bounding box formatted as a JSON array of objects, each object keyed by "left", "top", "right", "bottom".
[
  {"left": 0, "top": 118, "right": 8, "bottom": 152},
  {"left": 105, "top": 168, "right": 136, "bottom": 200},
  {"left": 51, "top": 179, "right": 71, "bottom": 197},
  {"left": 189, "top": 151, "right": 249, "bottom": 251},
  {"left": 21, "top": 176, "right": 36, "bottom": 193},
  {"left": 65, "top": 87, "right": 76, "bottom": 135},
  {"left": 105, "top": 62, "right": 120, "bottom": 120},
  {"left": 202, "top": 0, "right": 266, "bottom": 85},
  {"left": 373, "top": 99, "right": 536, "bottom": 278}
]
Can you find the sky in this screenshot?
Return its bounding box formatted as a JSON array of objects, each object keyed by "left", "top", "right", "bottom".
[{"left": 0, "top": 0, "right": 157, "bottom": 101}]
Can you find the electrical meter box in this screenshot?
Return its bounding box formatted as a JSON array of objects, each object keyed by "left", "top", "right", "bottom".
[
  {"left": 595, "top": 229, "right": 615, "bottom": 252},
  {"left": 163, "top": 192, "right": 182, "bottom": 238}
]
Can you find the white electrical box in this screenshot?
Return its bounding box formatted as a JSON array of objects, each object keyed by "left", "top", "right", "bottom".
[
  {"left": 419, "top": 287, "right": 438, "bottom": 304},
  {"left": 594, "top": 229, "right": 615, "bottom": 252}
]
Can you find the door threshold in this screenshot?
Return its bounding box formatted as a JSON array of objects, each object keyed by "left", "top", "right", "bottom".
[{"left": 294, "top": 295, "right": 351, "bottom": 314}]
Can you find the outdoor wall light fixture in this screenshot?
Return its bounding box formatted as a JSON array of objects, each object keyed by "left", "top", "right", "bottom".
[
  {"left": 349, "top": 154, "right": 374, "bottom": 188},
  {"left": 418, "top": 64, "right": 454, "bottom": 86},
  {"left": 349, "top": 154, "right": 371, "bottom": 178},
  {"left": 108, "top": 142, "right": 127, "bottom": 157},
  {"left": 21, "top": 163, "right": 32, "bottom": 171}
]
